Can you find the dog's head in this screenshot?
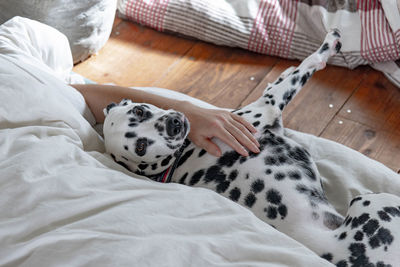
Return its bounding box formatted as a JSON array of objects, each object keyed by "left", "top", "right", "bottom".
[{"left": 103, "top": 99, "right": 190, "bottom": 172}]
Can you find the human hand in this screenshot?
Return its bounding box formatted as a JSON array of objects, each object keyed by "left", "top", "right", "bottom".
[{"left": 178, "top": 101, "right": 260, "bottom": 157}]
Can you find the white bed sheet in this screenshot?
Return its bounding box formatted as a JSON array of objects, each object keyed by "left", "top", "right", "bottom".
[{"left": 0, "top": 16, "right": 399, "bottom": 267}]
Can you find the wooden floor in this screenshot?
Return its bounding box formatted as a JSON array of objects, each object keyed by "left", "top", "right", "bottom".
[{"left": 73, "top": 17, "right": 400, "bottom": 173}]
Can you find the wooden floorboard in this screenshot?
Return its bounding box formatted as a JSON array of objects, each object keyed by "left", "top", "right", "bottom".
[
  {"left": 153, "top": 42, "right": 279, "bottom": 109},
  {"left": 73, "top": 21, "right": 197, "bottom": 86},
  {"left": 73, "top": 20, "right": 400, "bottom": 172},
  {"left": 321, "top": 116, "right": 400, "bottom": 171}
]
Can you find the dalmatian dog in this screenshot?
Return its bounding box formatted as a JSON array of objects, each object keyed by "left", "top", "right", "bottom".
[{"left": 103, "top": 30, "right": 400, "bottom": 266}]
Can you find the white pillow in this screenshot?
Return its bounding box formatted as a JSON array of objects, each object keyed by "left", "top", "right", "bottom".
[{"left": 0, "top": 0, "right": 117, "bottom": 63}]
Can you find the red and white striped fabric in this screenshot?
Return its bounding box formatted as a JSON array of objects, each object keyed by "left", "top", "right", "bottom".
[{"left": 118, "top": 0, "right": 400, "bottom": 87}]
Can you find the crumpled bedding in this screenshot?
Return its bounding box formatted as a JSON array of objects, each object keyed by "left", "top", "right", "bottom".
[
  {"left": 118, "top": 0, "right": 400, "bottom": 88},
  {"left": 0, "top": 16, "right": 399, "bottom": 267},
  {"left": 0, "top": 0, "right": 117, "bottom": 63}
]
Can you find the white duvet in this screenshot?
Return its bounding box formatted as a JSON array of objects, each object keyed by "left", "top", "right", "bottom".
[{"left": 0, "top": 17, "right": 399, "bottom": 267}]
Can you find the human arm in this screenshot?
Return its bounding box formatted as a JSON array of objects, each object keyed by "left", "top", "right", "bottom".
[{"left": 70, "top": 84, "right": 260, "bottom": 157}]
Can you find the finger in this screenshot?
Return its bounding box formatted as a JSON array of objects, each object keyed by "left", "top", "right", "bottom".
[
  {"left": 216, "top": 127, "right": 249, "bottom": 157},
  {"left": 232, "top": 113, "right": 258, "bottom": 133},
  {"left": 230, "top": 119, "right": 260, "bottom": 151},
  {"left": 197, "top": 138, "right": 222, "bottom": 157}
]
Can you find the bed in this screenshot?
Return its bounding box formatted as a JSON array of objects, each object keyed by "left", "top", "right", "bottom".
[{"left": 0, "top": 16, "right": 399, "bottom": 267}]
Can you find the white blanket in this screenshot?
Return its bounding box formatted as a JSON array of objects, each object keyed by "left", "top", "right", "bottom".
[{"left": 0, "top": 17, "right": 399, "bottom": 267}]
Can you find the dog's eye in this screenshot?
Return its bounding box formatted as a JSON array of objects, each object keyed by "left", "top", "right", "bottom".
[
  {"left": 134, "top": 107, "right": 144, "bottom": 116},
  {"left": 137, "top": 143, "right": 145, "bottom": 151}
]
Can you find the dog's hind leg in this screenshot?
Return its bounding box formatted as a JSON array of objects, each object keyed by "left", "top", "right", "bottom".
[{"left": 262, "top": 29, "right": 342, "bottom": 113}]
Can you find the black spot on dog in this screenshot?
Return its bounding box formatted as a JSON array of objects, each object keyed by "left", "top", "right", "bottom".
[
  {"left": 189, "top": 169, "right": 205, "bottom": 186},
  {"left": 265, "top": 169, "right": 272, "bottom": 175},
  {"left": 263, "top": 118, "right": 281, "bottom": 132},
  {"left": 124, "top": 145, "right": 128, "bottom": 150},
  {"left": 245, "top": 193, "right": 257, "bottom": 208},
  {"left": 270, "top": 99, "right": 275, "bottom": 105},
  {"left": 291, "top": 76, "right": 299, "bottom": 85},
  {"left": 266, "top": 189, "right": 282, "bottom": 205},
  {"left": 335, "top": 41, "right": 342, "bottom": 53},
  {"left": 363, "top": 200, "right": 370, "bottom": 206},
  {"left": 371, "top": 227, "right": 394, "bottom": 248},
  {"left": 254, "top": 113, "right": 262, "bottom": 118},
  {"left": 154, "top": 123, "right": 164, "bottom": 132},
  {"left": 336, "top": 260, "right": 348, "bottom": 267},
  {"left": 229, "top": 187, "right": 241, "bottom": 202},
  {"left": 251, "top": 179, "right": 265, "bottom": 193},
  {"left": 110, "top": 153, "right": 132, "bottom": 172},
  {"left": 161, "top": 155, "right": 173, "bottom": 167},
  {"left": 351, "top": 213, "right": 370, "bottom": 229},
  {"left": 125, "top": 132, "right": 137, "bottom": 138},
  {"left": 228, "top": 170, "right": 238, "bottom": 181},
  {"left": 384, "top": 206, "right": 400, "bottom": 217},
  {"left": 319, "top": 42, "right": 329, "bottom": 53},
  {"left": 378, "top": 211, "right": 391, "bottom": 222},
  {"left": 354, "top": 231, "right": 364, "bottom": 241},
  {"left": 179, "top": 173, "right": 188, "bottom": 184},
  {"left": 244, "top": 110, "right": 251, "bottom": 114},
  {"left": 198, "top": 149, "right": 207, "bottom": 157},
  {"left": 362, "top": 219, "right": 379, "bottom": 236},
  {"left": 266, "top": 206, "right": 278, "bottom": 219},
  {"left": 350, "top": 196, "right": 363, "bottom": 207},
  {"left": 216, "top": 180, "right": 231, "bottom": 193},
  {"left": 321, "top": 253, "right": 333, "bottom": 262},
  {"left": 278, "top": 204, "right": 287, "bottom": 218},
  {"left": 300, "top": 72, "right": 310, "bottom": 86},
  {"left": 288, "top": 171, "right": 301, "bottom": 180},
  {"left": 338, "top": 232, "right": 347, "bottom": 240},
  {"left": 274, "top": 172, "right": 285, "bottom": 181},
  {"left": 138, "top": 163, "right": 148, "bottom": 170},
  {"left": 332, "top": 30, "right": 341, "bottom": 38},
  {"left": 204, "top": 165, "right": 226, "bottom": 184},
  {"left": 282, "top": 89, "right": 296, "bottom": 104},
  {"left": 264, "top": 156, "right": 277, "bottom": 165},
  {"left": 348, "top": 243, "right": 372, "bottom": 266},
  {"left": 252, "top": 121, "right": 260, "bottom": 127},
  {"left": 106, "top": 102, "right": 117, "bottom": 113},
  {"left": 218, "top": 151, "right": 241, "bottom": 167},
  {"left": 274, "top": 77, "right": 283, "bottom": 85},
  {"left": 151, "top": 163, "right": 158, "bottom": 170},
  {"left": 279, "top": 103, "right": 284, "bottom": 110},
  {"left": 176, "top": 148, "right": 194, "bottom": 168}
]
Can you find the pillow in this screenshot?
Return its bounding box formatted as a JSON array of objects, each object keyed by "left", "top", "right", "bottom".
[{"left": 0, "top": 0, "right": 117, "bottom": 63}]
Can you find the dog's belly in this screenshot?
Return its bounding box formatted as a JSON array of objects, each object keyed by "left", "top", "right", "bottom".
[{"left": 172, "top": 132, "right": 343, "bottom": 238}]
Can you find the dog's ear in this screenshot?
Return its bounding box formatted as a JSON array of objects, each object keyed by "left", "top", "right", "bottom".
[{"left": 103, "top": 102, "right": 117, "bottom": 117}]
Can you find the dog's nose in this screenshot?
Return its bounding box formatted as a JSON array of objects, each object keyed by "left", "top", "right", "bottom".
[{"left": 166, "top": 116, "right": 182, "bottom": 136}]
